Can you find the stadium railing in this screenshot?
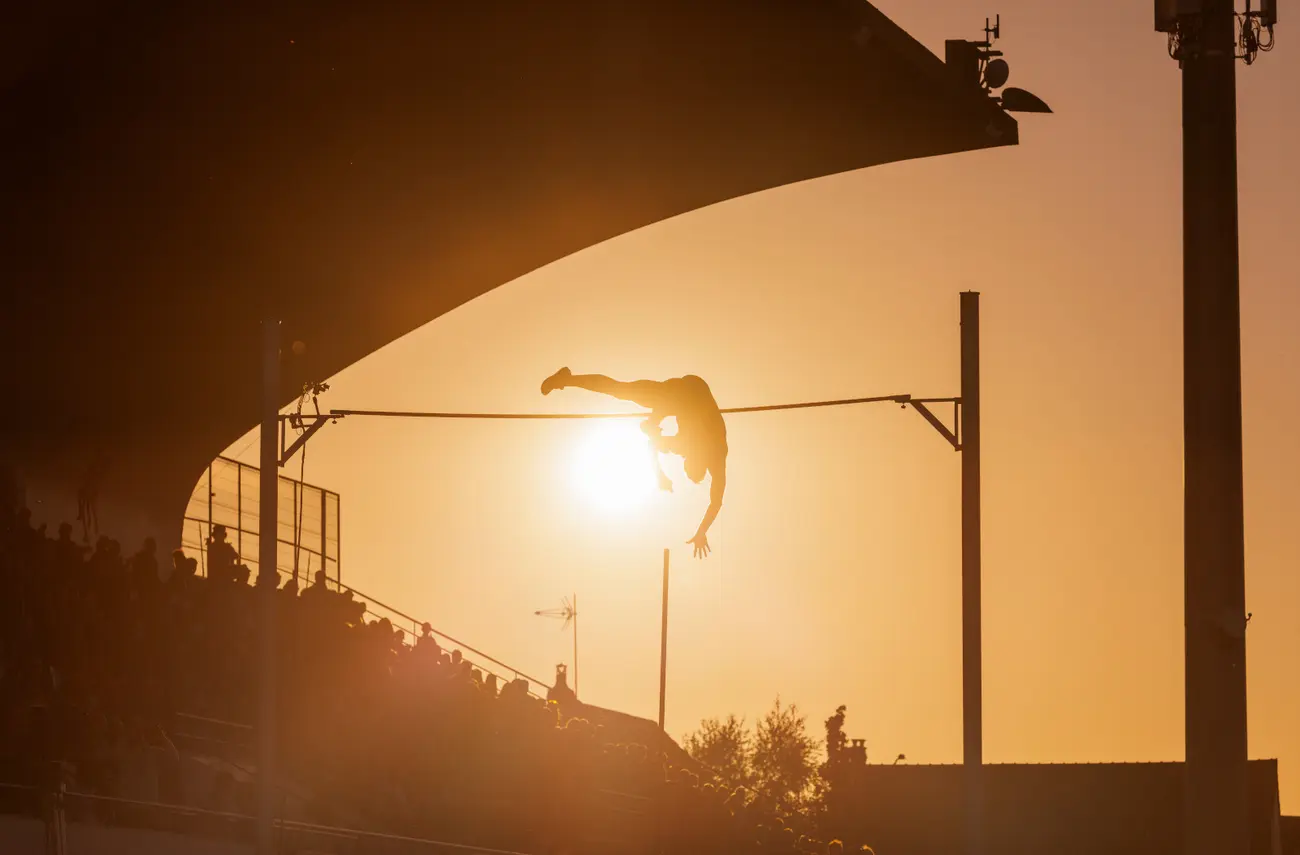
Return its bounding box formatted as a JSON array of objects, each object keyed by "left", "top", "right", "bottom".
[{"left": 2, "top": 781, "right": 540, "bottom": 855}]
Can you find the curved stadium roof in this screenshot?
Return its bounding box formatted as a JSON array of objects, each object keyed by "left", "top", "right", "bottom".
[{"left": 0, "top": 0, "right": 1017, "bottom": 541}]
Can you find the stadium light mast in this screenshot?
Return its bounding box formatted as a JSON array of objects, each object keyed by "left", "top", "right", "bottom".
[{"left": 1155, "top": 2, "right": 1276, "bottom": 854}]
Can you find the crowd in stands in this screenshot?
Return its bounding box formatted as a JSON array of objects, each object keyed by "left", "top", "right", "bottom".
[{"left": 0, "top": 501, "right": 870, "bottom": 854}]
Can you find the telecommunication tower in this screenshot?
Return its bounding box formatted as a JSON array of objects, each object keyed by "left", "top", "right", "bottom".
[{"left": 1155, "top": 3, "right": 1276, "bottom": 855}]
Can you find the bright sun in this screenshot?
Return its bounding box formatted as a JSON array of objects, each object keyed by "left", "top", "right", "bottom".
[{"left": 571, "top": 421, "right": 658, "bottom": 512}]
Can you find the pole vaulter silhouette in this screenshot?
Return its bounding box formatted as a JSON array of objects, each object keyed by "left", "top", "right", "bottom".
[{"left": 542, "top": 368, "right": 726, "bottom": 559}]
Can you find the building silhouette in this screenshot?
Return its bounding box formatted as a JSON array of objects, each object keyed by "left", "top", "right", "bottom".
[{"left": 824, "top": 760, "right": 1287, "bottom": 855}]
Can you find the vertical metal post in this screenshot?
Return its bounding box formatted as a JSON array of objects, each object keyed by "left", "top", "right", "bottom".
[
  {"left": 291, "top": 481, "right": 299, "bottom": 585},
  {"left": 237, "top": 464, "right": 243, "bottom": 560},
  {"left": 319, "top": 488, "right": 327, "bottom": 581},
  {"left": 257, "top": 319, "right": 280, "bottom": 855},
  {"left": 207, "top": 462, "right": 214, "bottom": 542},
  {"left": 960, "top": 291, "right": 983, "bottom": 855},
  {"left": 658, "top": 548, "right": 670, "bottom": 732},
  {"left": 1181, "top": 3, "right": 1250, "bottom": 854}
]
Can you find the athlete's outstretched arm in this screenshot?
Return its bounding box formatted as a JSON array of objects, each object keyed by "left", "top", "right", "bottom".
[{"left": 687, "top": 464, "right": 725, "bottom": 559}]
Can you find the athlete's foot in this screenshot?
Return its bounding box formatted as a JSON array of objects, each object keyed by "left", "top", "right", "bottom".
[{"left": 541, "top": 367, "right": 572, "bottom": 396}]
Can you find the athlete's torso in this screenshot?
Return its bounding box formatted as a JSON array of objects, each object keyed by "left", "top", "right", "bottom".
[{"left": 665, "top": 375, "right": 727, "bottom": 463}]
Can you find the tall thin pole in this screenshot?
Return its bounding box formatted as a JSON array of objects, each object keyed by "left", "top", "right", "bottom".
[
  {"left": 291, "top": 481, "right": 299, "bottom": 585},
  {"left": 1180, "top": 3, "right": 1249, "bottom": 854},
  {"left": 573, "top": 593, "right": 579, "bottom": 699},
  {"left": 960, "top": 291, "right": 982, "bottom": 855},
  {"left": 658, "top": 548, "right": 670, "bottom": 732},
  {"left": 257, "top": 319, "right": 280, "bottom": 855},
  {"left": 207, "top": 462, "right": 214, "bottom": 550},
  {"left": 319, "top": 487, "right": 327, "bottom": 580}
]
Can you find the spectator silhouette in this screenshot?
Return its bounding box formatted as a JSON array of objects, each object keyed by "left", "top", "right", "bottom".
[
  {"left": 416, "top": 622, "right": 441, "bottom": 666},
  {"left": 302, "top": 569, "right": 330, "bottom": 605},
  {"left": 131, "top": 538, "right": 159, "bottom": 589},
  {"left": 206, "top": 526, "right": 238, "bottom": 584},
  {"left": 55, "top": 522, "right": 85, "bottom": 567}
]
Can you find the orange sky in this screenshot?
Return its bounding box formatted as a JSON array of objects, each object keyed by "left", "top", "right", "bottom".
[{"left": 223, "top": 0, "right": 1300, "bottom": 811}]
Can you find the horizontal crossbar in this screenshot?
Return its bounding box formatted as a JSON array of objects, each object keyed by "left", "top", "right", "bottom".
[{"left": 329, "top": 393, "right": 916, "bottom": 421}]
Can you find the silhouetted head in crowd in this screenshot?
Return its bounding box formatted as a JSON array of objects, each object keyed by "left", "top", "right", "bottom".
[
  {"left": 314, "top": 569, "right": 326, "bottom": 587},
  {"left": 234, "top": 563, "right": 250, "bottom": 585},
  {"left": 211, "top": 525, "right": 228, "bottom": 544}
]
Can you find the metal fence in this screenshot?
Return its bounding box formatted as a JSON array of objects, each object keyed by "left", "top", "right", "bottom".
[
  {"left": 181, "top": 456, "right": 340, "bottom": 587},
  {"left": 179, "top": 457, "right": 548, "bottom": 695}
]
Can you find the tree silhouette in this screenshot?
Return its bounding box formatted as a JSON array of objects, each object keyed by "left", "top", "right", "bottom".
[
  {"left": 752, "top": 697, "right": 820, "bottom": 811},
  {"left": 684, "top": 699, "right": 856, "bottom": 818},
  {"left": 683, "top": 714, "right": 753, "bottom": 788}
]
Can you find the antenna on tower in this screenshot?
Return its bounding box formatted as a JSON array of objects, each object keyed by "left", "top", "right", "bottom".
[
  {"left": 535, "top": 595, "right": 579, "bottom": 697},
  {"left": 944, "top": 13, "right": 1052, "bottom": 113}
]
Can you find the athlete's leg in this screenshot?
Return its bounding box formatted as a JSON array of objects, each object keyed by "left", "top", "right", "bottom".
[{"left": 542, "top": 369, "right": 671, "bottom": 410}]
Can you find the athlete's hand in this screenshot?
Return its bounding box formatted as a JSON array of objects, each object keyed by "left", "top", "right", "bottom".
[{"left": 687, "top": 533, "right": 711, "bottom": 559}]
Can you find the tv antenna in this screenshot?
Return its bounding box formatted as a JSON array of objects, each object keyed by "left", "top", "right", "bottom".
[
  {"left": 983, "top": 14, "right": 1001, "bottom": 47},
  {"left": 535, "top": 594, "right": 579, "bottom": 697}
]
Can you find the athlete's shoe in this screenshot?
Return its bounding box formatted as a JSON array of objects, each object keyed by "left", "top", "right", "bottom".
[{"left": 541, "top": 367, "right": 572, "bottom": 396}]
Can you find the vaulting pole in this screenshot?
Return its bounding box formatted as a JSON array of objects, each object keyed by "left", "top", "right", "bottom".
[
  {"left": 960, "top": 291, "right": 983, "bottom": 855},
  {"left": 659, "top": 548, "right": 670, "bottom": 732},
  {"left": 258, "top": 319, "right": 280, "bottom": 855}
]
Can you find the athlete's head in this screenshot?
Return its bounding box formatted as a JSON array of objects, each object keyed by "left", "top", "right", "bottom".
[{"left": 685, "top": 455, "right": 708, "bottom": 484}]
